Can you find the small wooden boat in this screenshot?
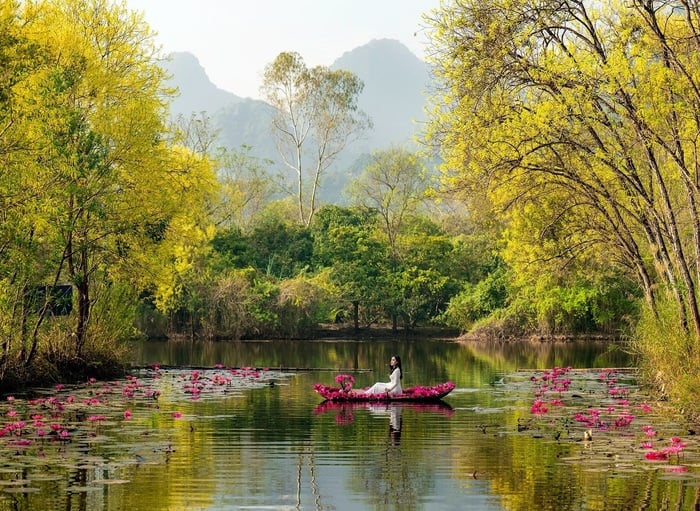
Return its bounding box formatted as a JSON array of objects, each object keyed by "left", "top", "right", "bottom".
[{"left": 313, "top": 381, "right": 455, "bottom": 402}]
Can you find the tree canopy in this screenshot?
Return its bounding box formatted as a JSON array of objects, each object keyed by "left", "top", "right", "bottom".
[{"left": 424, "top": 0, "right": 700, "bottom": 401}]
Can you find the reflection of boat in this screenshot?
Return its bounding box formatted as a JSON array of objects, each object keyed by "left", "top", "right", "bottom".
[
  {"left": 313, "top": 399, "right": 455, "bottom": 417},
  {"left": 313, "top": 381, "right": 455, "bottom": 403}
]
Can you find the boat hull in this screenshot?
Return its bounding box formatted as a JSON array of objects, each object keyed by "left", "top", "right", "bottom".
[{"left": 313, "top": 381, "right": 455, "bottom": 402}]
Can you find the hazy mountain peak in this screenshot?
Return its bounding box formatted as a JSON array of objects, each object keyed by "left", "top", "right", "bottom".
[
  {"left": 331, "top": 38, "right": 430, "bottom": 149},
  {"left": 162, "top": 40, "right": 432, "bottom": 203},
  {"left": 335, "top": 38, "right": 422, "bottom": 65},
  {"left": 163, "top": 51, "right": 244, "bottom": 118}
]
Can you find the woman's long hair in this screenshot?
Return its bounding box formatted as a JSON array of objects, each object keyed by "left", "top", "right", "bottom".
[{"left": 391, "top": 355, "right": 403, "bottom": 380}]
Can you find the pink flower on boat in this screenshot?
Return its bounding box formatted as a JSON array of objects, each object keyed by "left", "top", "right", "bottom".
[
  {"left": 334, "top": 374, "right": 355, "bottom": 392},
  {"left": 123, "top": 409, "right": 132, "bottom": 420},
  {"left": 172, "top": 411, "right": 183, "bottom": 419}
]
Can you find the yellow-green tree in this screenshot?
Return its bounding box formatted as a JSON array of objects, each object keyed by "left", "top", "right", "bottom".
[
  {"left": 0, "top": 0, "right": 216, "bottom": 378},
  {"left": 425, "top": 0, "right": 700, "bottom": 403}
]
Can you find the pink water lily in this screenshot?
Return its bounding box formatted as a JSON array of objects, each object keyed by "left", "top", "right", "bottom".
[{"left": 531, "top": 399, "right": 548, "bottom": 415}]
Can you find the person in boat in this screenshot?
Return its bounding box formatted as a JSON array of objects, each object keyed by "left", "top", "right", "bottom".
[{"left": 364, "top": 355, "right": 402, "bottom": 395}]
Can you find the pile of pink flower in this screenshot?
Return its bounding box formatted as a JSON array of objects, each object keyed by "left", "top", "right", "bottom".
[
  {"left": 403, "top": 382, "right": 456, "bottom": 398},
  {"left": 335, "top": 374, "right": 355, "bottom": 392}
]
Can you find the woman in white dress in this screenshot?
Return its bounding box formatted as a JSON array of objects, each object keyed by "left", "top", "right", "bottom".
[{"left": 365, "top": 355, "right": 402, "bottom": 395}]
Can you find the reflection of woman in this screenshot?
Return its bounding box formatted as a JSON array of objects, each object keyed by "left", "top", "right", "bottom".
[
  {"left": 389, "top": 405, "right": 402, "bottom": 445},
  {"left": 365, "top": 355, "right": 402, "bottom": 395}
]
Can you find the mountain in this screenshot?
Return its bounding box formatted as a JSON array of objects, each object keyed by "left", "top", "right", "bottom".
[
  {"left": 332, "top": 38, "right": 431, "bottom": 151},
  {"left": 163, "top": 39, "right": 432, "bottom": 202},
  {"left": 163, "top": 51, "right": 245, "bottom": 116}
]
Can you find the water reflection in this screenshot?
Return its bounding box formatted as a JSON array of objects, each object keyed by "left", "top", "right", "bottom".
[
  {"left": 313, "top": 400, "right": 455, "bottom": 441},
  {"left": 11, "top": 338, "right": 697, "bottom": 511},
  {"left": 131, "top": 338, "right": 632, "bottom": 390}
]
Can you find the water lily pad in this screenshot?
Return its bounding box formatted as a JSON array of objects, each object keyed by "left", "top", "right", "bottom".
[
  {"left": 0, "top": 479, "right": 32, "bottom": 486},
  {"left": 66, "top": 485, "right": 102, "bottom": 492},
  {"left": 3, "top": 487, "right": 39, "bottom": 493},
  {"left": 90, "top": 478, "right": 130, "bottom": 485}
]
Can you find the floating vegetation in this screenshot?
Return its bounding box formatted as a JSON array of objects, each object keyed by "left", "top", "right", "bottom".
[
  {"left": 509, "top": 366, "right": 700, "bottom": 477},
  {"left": 0, "top": 365, "right": 289, "bottom": 496}
]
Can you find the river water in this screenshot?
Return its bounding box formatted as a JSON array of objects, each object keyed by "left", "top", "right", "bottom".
[{"left": 0, "top": 337, "right": 698, "bottom": 510}]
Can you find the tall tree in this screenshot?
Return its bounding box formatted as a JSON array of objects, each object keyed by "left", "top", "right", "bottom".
[
  {"left": 260, "top": 52, "right": 372, "bottom": 227},
  {"left": 425, "top": 0, "right": 700, "bottom": 379},
  {"left": 212, "top": 145, "right": 276, "bottom": 230},
  {"left": 0, "top": 0, "right": 217, "bottom": 368},
  {"left": 312, "top": 205, "right": 387, "bottom": 329}
]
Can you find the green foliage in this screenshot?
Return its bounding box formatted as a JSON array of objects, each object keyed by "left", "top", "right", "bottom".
[
  {"left": 347, "top": 147, "right": 428, "bottom": 258},
  {"left": 0, "top": 0, "right": 651, "bottom": 394},
  {"left": 246, "top": 278, "right": 281, "bottom": 335},
  {"left": 0, "top": 0, "right": 219, "bottom": 382},
  {"left": 441, "top": 266, "right": 509, "bottom": 331},
  {"left": 274, "top": 276, "right": 335, "bottom": 337},
  {"left": 212, "top": 217, "right": 313, "bottom": 278}
]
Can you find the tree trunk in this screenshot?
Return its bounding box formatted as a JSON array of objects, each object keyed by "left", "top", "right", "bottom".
[{"left": 353, "top": 300, "right": 359, "bottom": 331}]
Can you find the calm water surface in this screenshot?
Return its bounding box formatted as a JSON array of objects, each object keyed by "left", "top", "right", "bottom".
[{"left": 1, "top": 338, "right": 698, "bottom": 511}]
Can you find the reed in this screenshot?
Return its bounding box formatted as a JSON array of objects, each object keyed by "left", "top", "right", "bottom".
[{"left": 629, "top": 299, "right": 700, "bottom": 419}]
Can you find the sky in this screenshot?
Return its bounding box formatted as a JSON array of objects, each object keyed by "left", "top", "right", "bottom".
[{"left": 125, "top": 0, "right": 441, "bottom": 99}]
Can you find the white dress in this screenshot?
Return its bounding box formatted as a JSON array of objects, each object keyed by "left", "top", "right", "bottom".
[{"left": 365, "top": 368, "right": 402, "bottom": 395}]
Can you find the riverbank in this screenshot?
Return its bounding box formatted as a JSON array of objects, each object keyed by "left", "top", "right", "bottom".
[{"left": 309, "top": 324, "right": 461, "bottom": 341}]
